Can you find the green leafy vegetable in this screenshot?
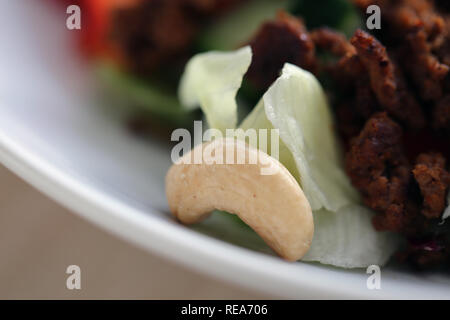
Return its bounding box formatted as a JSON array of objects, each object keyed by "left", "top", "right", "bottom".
[
  {"left": 178, "top": 46, "right": 252, "bottom": 132},
  {"left": 240, "top": 100, "right": 300, "bottom": 184},
  {"left": 303, "top": 204, "right": 398, "bottom": 268},
  {"left": 262, "top": 64, "right": 359, "bottom": 211}
]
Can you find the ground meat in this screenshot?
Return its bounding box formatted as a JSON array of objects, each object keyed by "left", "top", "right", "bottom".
[
  {"left": 311, "top": 28, "right": 365, "bottom": 89},
  {"left": 403, "top": 28, "right": 449, "bottom": 102},
  {"left": 246, "top": 11, "right": 317, "bottom": 91},
  {"left": 111, "top": 0, "right": 245, "bottom": 75},
  {"left": 413, "top": 153, "right": 450, "bottom": 219},
  {"left": 311, "top": 28, "right": 376, "bottom": 142},
  {"left": 350, "top": 30, "right": 426, "bottom": 129},
  {"left": 345, "top": 113, "right": 413, "bottom": 232},
  {"left": 352, "top": 0, "right": 450, "bottom": 124},
  {"left": 345, "top": 113, "right": 434, "bottom": 236},
  {"left": 312, "top": 28, "right": 428, "bottom": 133},
  {"left": 354, "top": 80, "right": 379, "bottom": 119},
  {"left": 353, "top": 0, "right": 445, "bottom": 39},
  {"left": 311, "top": 27, "right": 356, "bottom": 57},
  {"left": 308, "top": 5, "right": 450, "bottom": 260},
  {"left": 111, "top": 0, "right": 197, "bottom": 74},
  {"left": 311, "top": 28, "right": 363, "bottom": 82},
  {"left": 341, "top": 1, "right": 450, "bottom": 267}
]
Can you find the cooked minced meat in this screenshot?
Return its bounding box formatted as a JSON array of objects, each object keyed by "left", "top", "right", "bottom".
[
  {"left": 246, "top": 11, "right": 317, "bottom": 90},
  {"left": 340, "top": 1, "right": 450, "bottom": 268},
  {"left": 110, "top": 0, "right": 246, "bottom": 75},
  {"left": 350, "top": 29, "right": 426, "bottom": 129},
  {"left": 352, "top": 0, "right": 450, "bottom": 123},
  {"left": 345, "top": 112, "right": 412, "bottom": 233},
  {"left": 413, "top": 153, "right": 450, "bottom": 219}
]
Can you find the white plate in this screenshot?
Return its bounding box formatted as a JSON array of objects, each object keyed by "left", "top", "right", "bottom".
[{"left": 1, "top": 1, "right": 449, "bottom": 299}]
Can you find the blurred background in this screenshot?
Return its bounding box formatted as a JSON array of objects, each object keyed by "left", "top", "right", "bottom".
[
  {"left": 0, "top": 1, "right": 278, "bottom": 299},
  {"left": 0, "top": 164, "right": 271, "bottom": 299}
]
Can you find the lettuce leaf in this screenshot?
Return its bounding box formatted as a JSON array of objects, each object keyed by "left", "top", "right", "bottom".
[
  {"left": 178, "top": 46, "right": 252, "bottom": 132},
  {"left": 262, "top": 64, "right": 359, "bottom": 211},
  {"left": 239, "top": 100, "right": 300, "bottom": 184},
  {"left": 303, "top": 204, "right": 398, "bottom": 268}
]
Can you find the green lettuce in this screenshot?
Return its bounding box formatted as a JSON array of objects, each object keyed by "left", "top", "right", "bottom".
[
  {"left": 262, "top": 64, "right": 359, "bottom": 211},
  {"left": 239, "top": 100, "right": 300, "bottom": 186},
  {"left": 303, "top": 204, "right": 398, "bottom": 268},
  {"left": 178, "top": 46, "right": 252, "bottom": 132}
]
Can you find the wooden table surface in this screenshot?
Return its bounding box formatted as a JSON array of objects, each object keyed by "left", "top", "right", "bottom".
[{"left": 0, "top": 164, "right": 271, "bottom": 299}]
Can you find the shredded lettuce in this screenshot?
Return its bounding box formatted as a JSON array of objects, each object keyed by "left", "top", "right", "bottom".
[
  {"left": 178, "top": 46, "right": 252, "bottom": 132},
  {"left": 303, "top": 204, "right": 398, "bottom": 268},
  {"left": 178, "top": 47, "right": 398, "bottom": 268},
  {"left": 239, "top": 100, "right": 301, "bottom": 184},
  {"left": 262, "top": 64, "right": 359, "bottom": 211}
]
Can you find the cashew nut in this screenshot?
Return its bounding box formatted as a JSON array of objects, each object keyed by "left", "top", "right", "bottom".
[{"left": 165, "top": 138, "right": 314, "bottom": 261}]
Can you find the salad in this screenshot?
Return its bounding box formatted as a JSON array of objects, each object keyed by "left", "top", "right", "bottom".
[{"left": 70, "top": 0, "right": 450, "bottom": 270}]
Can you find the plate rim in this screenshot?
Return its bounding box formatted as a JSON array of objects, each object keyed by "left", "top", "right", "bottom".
[{"left": 1, "top": 127, "right": 448, "bottom": 300}]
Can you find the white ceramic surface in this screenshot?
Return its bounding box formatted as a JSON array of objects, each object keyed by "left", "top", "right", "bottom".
[{"left": 1, "top": 1, "right": 449, "bottom": 299}]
